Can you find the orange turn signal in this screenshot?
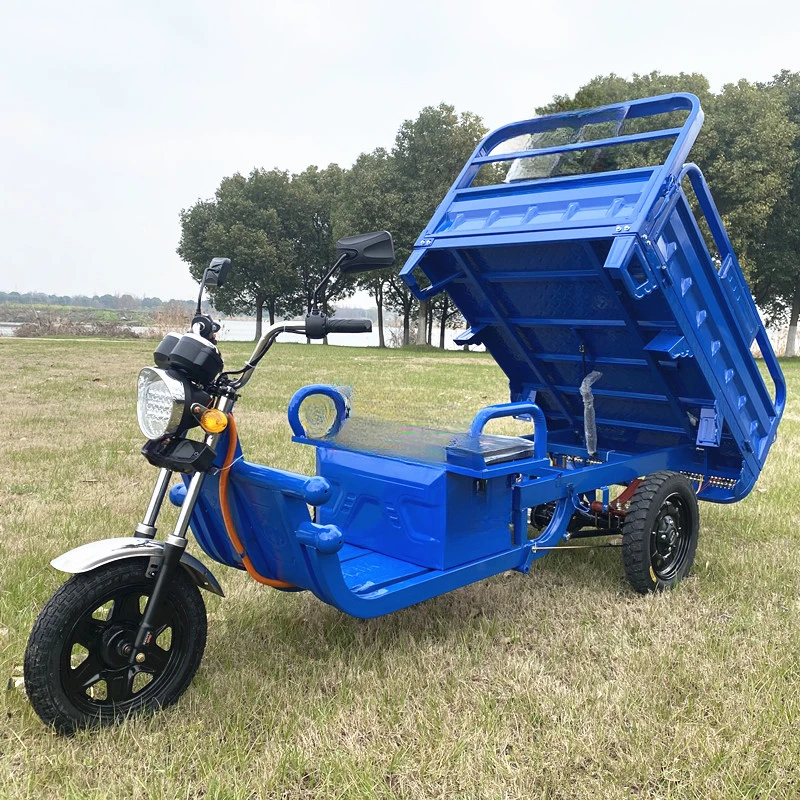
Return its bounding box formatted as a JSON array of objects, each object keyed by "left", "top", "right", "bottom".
[{"left": 199, "top": 408, "right": 228, "bottom": 434}]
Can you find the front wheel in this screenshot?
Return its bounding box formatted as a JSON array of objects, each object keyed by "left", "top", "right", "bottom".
[
  {"left": 24, "top": 558, "right": 207, "bottom": 734},
  {"left": 622, "top": 471, "right": 699, "bottom": 594}
]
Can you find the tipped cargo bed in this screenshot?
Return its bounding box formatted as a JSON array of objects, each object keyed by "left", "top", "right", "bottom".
[{"left": 401, "top": 94, "right": 785, "bottom": 502}]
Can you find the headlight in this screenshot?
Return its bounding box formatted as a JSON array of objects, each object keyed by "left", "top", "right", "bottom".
[{"left": 137, "top": 367, "right": 187, "bottom": 440}]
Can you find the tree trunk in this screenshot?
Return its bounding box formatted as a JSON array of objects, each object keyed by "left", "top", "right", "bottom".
[
  {"left": 321, "top": 289, "right": 328, "bottom": 345},
  {"left": 426, "top": 303, "right": 433, "bottom": 345},
  {"left": 439, "top": 296, "right": 449, "bottom": 349},
  {"left": 375, "top": 284, "right": 385, "bottom": 348},
  {"left": 306, "top": 292, "right": 313, "bottom": 345},
  {"left": 268, "top": 301, "right": 276, "bottom": 326},
  {"left": 786, "top": 284, "right": 800, "bottom": 357},
  {"left": 254, "top": 301, "right": 264, "bottom": 342},
  {"left": 403, "top": 309, "right": 410, "bottom": 346},
  {"left": 415, "top": 301, "right": 427, "bottom": 346}
]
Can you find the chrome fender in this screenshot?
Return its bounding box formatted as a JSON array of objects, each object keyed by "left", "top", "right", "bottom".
[{"left": 51, "top": 537, "right": 225, "bottom": 597}]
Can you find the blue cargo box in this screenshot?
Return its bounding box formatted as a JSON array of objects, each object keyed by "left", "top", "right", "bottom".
[{"left": 400, "top": 93, "right": 786, "bottom": 503}]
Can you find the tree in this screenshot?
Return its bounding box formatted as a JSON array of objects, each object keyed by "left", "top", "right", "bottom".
[
  {"left": 701, "top": 79, "right": 797, "bottom": 265},
  {"left": 178, "top": 170, "right": 297, "bottom": 341},
  {"left": 333, "top": 149, "right": 401, "bottom": 347},
  {"left": 391, "top": 104, "right": 487, "bottom": 347},
  {"left": 334, "top": 105, "right": 487, "bottom": 347},
  {"left": 756, "top": 71, "right": 800, "bottom": 356},
  {"left": 290, "top": 164, "right": 351, "bottom": 321},
  {"left": 431, "top": 292, "right": 464, "bottom": 349}
]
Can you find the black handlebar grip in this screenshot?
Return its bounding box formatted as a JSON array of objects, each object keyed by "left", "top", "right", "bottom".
[{"left": 325, "top": 318, "right": 372, "bottom": 334}]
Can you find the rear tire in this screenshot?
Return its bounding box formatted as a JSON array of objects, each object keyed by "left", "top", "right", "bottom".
[
  {"left": 622, "top": 471, "right": 699, "bottom": 594},
  {"left": 24, "top": 558, "right": 206, "bottom": 734}
]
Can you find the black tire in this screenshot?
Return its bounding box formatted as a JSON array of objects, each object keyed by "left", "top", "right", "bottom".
[
  {"left": 24, "top": 558, "right": 207, "bottom": 734},
  {"left": 622, "top": 471, "right": 699, "bottom": 594}
]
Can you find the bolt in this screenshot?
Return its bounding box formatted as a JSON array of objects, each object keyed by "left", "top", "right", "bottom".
[
  {"left": 121, "top": 644, "right": 133, "bottom": 656},
  {"left": 624, "top": 225, "right": 631, "bottom": 231},
  {"left": 615, "top": 226, "right": 622, "bottom": 232},
  {"left": 135, "top": 652, "right": 146, "bottom": 664}
]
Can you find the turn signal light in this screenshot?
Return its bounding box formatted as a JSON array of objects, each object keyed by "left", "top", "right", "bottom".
[{"left": 199, "top": 408, "right": 228, "bottom": 434}]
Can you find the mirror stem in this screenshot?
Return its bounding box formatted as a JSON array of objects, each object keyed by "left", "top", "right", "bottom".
[
  {"left": 312, "top": 253, "right": 348, "bottom": 311},
  {"left": 195, "top": 270, "right": 209, "bottom": 316}
]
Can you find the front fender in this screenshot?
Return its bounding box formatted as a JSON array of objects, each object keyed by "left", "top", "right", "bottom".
[{"left": 50, "top": 537, "right": 225, "bottom": 597}]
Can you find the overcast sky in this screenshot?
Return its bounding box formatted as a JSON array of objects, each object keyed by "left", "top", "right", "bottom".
[{"left": 2, "top": 0, "right": 799, "bottom": 302}]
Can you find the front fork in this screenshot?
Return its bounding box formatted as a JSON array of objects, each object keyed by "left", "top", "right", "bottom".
[
  {"left": 129, "top": 392, "right": 234, "bottom": 662},
  {"left": 133, "top": 467, "right": 173, "bottom": 540}
]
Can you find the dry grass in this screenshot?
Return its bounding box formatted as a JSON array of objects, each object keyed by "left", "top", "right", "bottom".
[{"left": 0, "top": 337, "right": 798, "bottom": 799}]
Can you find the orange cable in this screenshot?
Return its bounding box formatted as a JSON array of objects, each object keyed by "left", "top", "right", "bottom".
[{"left": 218, "top": 413, "right": 295, "bottom": 589}]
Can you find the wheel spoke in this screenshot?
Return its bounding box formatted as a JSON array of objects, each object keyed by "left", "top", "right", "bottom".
[
  {"left": 65, "top": 654, "right": 103, "bottom": 692},
  {"left": 106, "top": 669, "right": 135, "bottom": 702},
  {"left": 72, "top": 616, "right": 106, "bottom": 648},
  {"left": 663, "top": 502, "right": 679, "bottom": 519},
  {"left": 147, "top": 600, "right": 175, "bottom": 633},
  {"left": 143, "top": 646, "right": 169, "bottom": 673},
  {"left": 110, "top": 592, "right": 145, "bottom": 624}
]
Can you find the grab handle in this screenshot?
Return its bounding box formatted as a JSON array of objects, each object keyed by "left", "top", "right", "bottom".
[
  {"left": 287, "top": 385, "right": 348, "bottom": 438},
  {"left": 468, "top": 401, "right": 548, "bottom": 459}
]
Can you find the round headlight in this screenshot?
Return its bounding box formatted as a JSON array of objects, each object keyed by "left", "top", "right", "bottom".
[{"left": 137, "top": 367, "right": 187, "bottom": 440}]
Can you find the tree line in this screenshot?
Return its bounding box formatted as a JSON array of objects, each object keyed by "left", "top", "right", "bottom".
[
  {"left": 178, "top": 71, "right": 800, "bottom": 355},
  {"left": 0, "top": 291, "right": 187, "bottom": 311}
]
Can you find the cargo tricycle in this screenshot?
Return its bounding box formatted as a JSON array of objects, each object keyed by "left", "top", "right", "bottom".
[{"left": 25, "top": 93, "right": 785, "bottom": 733}]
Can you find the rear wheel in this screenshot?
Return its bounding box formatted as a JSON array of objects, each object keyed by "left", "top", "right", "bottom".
[
  {"left": 622, "top": 471, "right": 699, "bottom": 593},
  {"left": 24, "top": 558, "right": 206, "bottom": 734}
]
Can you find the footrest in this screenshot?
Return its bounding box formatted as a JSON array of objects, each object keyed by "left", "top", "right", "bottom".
[{"left": 339, "top": 545, "right": 431, "bottom": 594}]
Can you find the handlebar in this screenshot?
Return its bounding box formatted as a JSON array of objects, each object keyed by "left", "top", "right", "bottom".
[
  {"left": 228, "top": 321, "right": 306, "bottom": 390},
  {"left": 304, "top": 312, "right": 372, "bottom": 339},
  {"left": 325, "top": 318, "right": 372, "bottom": 334},
  {"left": 226, "top": 315, "right": 373, "bottom": 390}
]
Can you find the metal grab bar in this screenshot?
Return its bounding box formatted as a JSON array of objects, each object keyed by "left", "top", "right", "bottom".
[{"left": 467, "top": 401, "right": 548, "bottom": 459}]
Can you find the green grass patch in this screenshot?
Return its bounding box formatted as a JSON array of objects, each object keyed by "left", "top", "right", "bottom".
[{"left": 1, "top": 337, "right": 798, "bottom": 799}]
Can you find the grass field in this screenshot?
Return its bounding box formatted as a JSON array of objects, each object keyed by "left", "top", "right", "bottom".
[{"left": 1, "top": 338, "right": 798, "bottom": 800}]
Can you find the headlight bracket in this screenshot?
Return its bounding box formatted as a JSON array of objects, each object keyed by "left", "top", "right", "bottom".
[{"left": 141, "top": 437, "right": 217, "bottom": 474}]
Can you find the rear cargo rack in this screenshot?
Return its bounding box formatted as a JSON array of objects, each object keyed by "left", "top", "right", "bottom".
[{"left": 401, "top": 93, "right": 785, "bottom": 502}]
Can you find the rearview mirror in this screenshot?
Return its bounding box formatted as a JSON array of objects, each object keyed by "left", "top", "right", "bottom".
[
  {"left": 336, "top": 231, "right": 395, "bottom": 273},
  {"left": 204, "top": 257, "right": 232, "bottom": 288}
]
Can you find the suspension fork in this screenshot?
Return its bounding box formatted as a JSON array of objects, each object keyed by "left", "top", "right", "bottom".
[
  {"left": 131, "top": 392, "right": 235, "bottom": 660},
  {"left": 133, "top": 468, "right": 173, "bottom": 539}
]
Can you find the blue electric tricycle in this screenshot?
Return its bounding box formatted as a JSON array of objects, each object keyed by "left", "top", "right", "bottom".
[{"left": 25, "top": 93, "right": 786, "bottom": 732}]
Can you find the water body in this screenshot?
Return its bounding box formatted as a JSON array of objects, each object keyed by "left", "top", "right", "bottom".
[
  {"left": 213, "top": 319, "right": 474, "bottom": 349},
  {"left": 0, "top": 318, "right": 477, "bottom": 350}
]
